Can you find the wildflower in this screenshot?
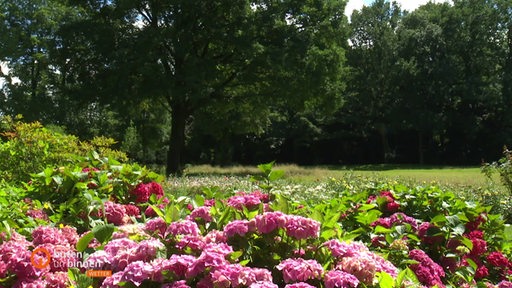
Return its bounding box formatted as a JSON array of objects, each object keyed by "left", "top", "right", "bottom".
[
  {"left": 324, "top": 270, "right": 360, "bottom": 288},
  {"left": 276, "top": 258, "right": 323, "bottom": 283}
]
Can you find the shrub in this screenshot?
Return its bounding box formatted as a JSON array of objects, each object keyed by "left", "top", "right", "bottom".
[{"left": 0, "top": 115, "right": 127, "bottom": 183}]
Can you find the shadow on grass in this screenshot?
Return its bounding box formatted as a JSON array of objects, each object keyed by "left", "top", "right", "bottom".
[{"left": 324, "top": 163, "right": 481, "bottom": 171}]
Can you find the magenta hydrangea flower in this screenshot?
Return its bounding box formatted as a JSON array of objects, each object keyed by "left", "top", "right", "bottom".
[
  {"left": 324, "top": 270, "right": 360, "bottom": 288},
  {"left": 124, "top": 204, "right": 141, "bottom": 217},
  {"left": 27, "top": 209, "right": 49, "bottom": 221},
  {"left": 204, "top": 230, "right": 228, "bottom": 244},
  {"left": 86, "top": 250, "right": 112, "bottom": 271},
  {"left": 103, "top": 201, "right": 129, "bottom": 226},
  {"left": 223, "top": 220, "right": 250, "bottom": 238},
  {"left": 285, "top": 215, "right": 320, "bottom": 240},
  {"left": 144, "top": 217, "right": 167, "bottom": 237},
  {"left": 487, "top": 251, "right": 509, "bottom": 268},
  {"left": 131, "top": 181, "right": 164, "bottom": 203},
  {"left": 151, "top": 255, "right": 196, "bottom": 281},
  {"left": 409, "top": 249, "right": 445, "bottom": 288},
  {"left": 276, "top": 258, "right": 323, "bottom": 283},
  {"left": 32, "top": 226, "right": 69, "bottom": 246}
]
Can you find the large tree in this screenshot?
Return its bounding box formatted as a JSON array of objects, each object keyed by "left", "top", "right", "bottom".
[{"left": 57, "top": 0, "right": 348, "bottom": 175}]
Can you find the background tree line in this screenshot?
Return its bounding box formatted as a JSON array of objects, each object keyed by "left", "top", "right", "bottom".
[{"left": 1, "top": 0, "right": 511, "bottom": 174}]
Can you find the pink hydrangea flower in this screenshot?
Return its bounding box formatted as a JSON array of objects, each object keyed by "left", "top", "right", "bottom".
[
  {"left": 144, "top": 217, "right": 167, "bottom": 237},
  {"left": 249, "top": 282, "right": 279, "bottom": 288},
  {"left": 151, "top": 255, "right": 196, "bottom": 281},
  {"left": 285, "top": 215, "right": 320, "bottom": 240},
  {"left": 254, "top": 212, "right": 287, "bottom": 234},
  {"left": 224, "top": 220, "right": 250, "bottom": 238},
  {"left": 118, "top": 261, "right": 154, "bottom": 286},
  {"left": 276, "top": 258, "right": 323, "bottom": 283},
  {"left": 226, "top": 191, "right": 264, "bottom": 210},
  {"left": 186, "top": 206, "right": 212, "bottom": 222},
  {"left": 103, "top": 201, "right": 130, "bottom": 226},
  {"left": 284, "top": 283, "right": 316, "bottom": 288},
  {"left": 487, "top": 251, "right": 509, "bottom": 267},
  {"left": 165, "top": 220, "right": 200, "bottom": 237},
  {"left": 324, "top": 270, "right": 360, "bottom": 288},
  {"left": 43, "top": 271, "right": 70, "bottom": 288},
  {"left": 32, "top": 226, "right": 69, "bottom": 246},
  {"left": 162, "top": 280, "right": 191, "bottom": 288}
]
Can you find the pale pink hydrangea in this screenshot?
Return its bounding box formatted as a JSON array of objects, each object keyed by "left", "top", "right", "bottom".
[
  {"left": 498, "top": 281, "right": 512, "bottom": 288},
  {"left": 204, "top": 230, "right": 227, "bottom": 244},
  {"left": 86, "top": 250, "right": 112, "bottom": 270},
  {"left": 276, "top": 258, "right": 324, "bottom": 283},
  {"left": 285, "top": 215, "right": 320, "bottom": 240},
  {"left": 211, "top": 264, "right": 273, "bottom": 287},
  {"left": 186, "top": 206, "right": 212, "bottom": 222},
  {"left": 104, "top": 238, "right": 139, "bottom": 257},
  {"left": 337, "top": 256, "right": 377, "bottom": 284},
  {"left": 100, "top": 271, "right": 124, "bottom": 288},
  {"left": 224, "top": 220, "right": 250, "bottom": 238},
  {"left": 254, "top": 212, "right": 287, "bottom": 234},
  {"left": 324, "top": 270, "right": 360, "bottom": 288},
  {"left": 43, "top": 271, "right": 69, "bottom": 288}
]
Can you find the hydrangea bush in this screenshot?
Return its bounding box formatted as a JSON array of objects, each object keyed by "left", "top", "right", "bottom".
[{"left": 1, "top": 159, "right": 512, "bottom": 287}]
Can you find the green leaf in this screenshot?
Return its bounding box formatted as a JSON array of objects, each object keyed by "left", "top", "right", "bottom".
[
  {"left": 92, "top": 223, "right": 115, "bottom": 244},
  {"left": 76, "top": 231, "right": 95, "bottom": 252},
  {"left": 377, "top": 271, "right": 394, "bottom": 288},
  {"left": 268, "top": 170, "right": 284, "bottom": 182}
]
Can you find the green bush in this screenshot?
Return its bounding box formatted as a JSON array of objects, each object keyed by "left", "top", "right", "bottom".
[{"left": 0, "top": 115, "right": 127, "bottom": 183}]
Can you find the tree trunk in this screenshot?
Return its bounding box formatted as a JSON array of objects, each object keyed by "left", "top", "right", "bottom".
[
  {"left": 418, "top": 131, "right": 424, "bottom": 165},
  {"left": 166, "top": 102, "right": 188, "bottom": 176}
]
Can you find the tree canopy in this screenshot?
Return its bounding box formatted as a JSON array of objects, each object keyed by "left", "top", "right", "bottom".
[{"left": 1, "top": 0, "right": 512, "bottom": 172}]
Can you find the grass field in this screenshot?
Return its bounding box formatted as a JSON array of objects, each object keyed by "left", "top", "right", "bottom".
[{"left": 184, "top": 164, "right": 490, "bottom": 187}]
